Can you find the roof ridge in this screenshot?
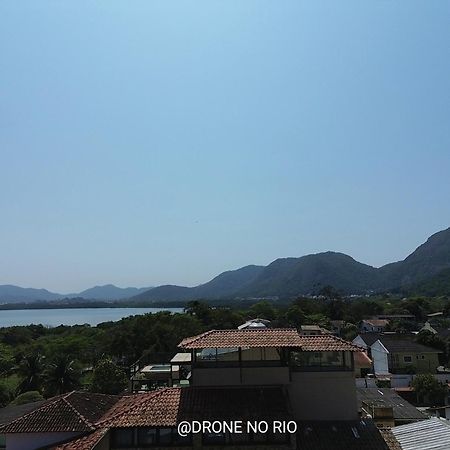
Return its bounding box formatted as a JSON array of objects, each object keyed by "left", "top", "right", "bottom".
[
  {"left": 61, "top": 396, "right": 96, "bottom": 431},
  {"left": 0, "top": 392, "right": 73, "bottom": 432}
]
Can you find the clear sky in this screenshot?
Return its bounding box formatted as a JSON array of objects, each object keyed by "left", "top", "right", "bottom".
[{"left": 1, "top": 1, "right": 449, "bottom": 293}]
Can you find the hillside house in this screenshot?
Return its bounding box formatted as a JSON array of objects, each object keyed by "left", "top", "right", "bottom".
[
  {"left": 360, "top": 319, "right": 389, "bottom": 333},
  {"left": 353, "top": 333, "right": 443, "bottom": 375}
]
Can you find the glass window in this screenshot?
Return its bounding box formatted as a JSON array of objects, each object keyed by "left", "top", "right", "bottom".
[
  {"left": 403, "top": 356, "right": 412, "bottom": 363},
  {"left": 137, "top": 427, "right": 157, "bottom": 445},
  {"left": 112, "top": 429, "right": 134, "bottom": 447},
  {"left": 158, "top": 428, "right": 172, "bottom": 445},
  {"left": 173, "top": 428, "right": 193, "bottom": 445},
  {"left": 216, "top": 347, "right": 239, "bottom": 361}
]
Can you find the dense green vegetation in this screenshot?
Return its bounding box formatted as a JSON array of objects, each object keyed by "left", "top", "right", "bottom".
[{"left": 1, "top": 293, "right": 450, "bottom": 407}]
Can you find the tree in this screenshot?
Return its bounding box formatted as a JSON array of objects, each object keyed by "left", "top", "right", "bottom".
[
  {"left": 412, "top": 373, "right": 447, "bottom": 406},
  {"left": 248, "top": 301, "right": 277, "bottom": 321},
  {"left": 91, "top": 358, "right": 128, "bottom": 395},
  {"left": 0, "top": 382, "right": 13, "bottom": 407},
  {"left": 44, "top": 355, "right": 81, "bottom": 396},
  {"left": 184, "top": 301, "right": 212, "bottom": 324},
  {"left": 16, "top": 353, "right": 44, "bottom": 394}
]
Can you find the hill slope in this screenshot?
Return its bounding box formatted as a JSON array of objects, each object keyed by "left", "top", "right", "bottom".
[{"left": 133, "top": 227, "right": 450, "bottom": 301}]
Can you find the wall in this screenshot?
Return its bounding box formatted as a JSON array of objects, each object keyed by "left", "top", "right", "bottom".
[
  {"left": 288, "top": 372, "right": 358, "bottom": 421},
  {"left": 6, "top": 432, "right": 81, "bottom": 450},
  {"left": 370, "top": 341, "right": 389, "bottom": 374},
  {"left": 389, "top": 352, "right": 440, "bottom": 374}
]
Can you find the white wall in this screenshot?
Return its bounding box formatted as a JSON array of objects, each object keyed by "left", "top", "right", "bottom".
[
  {"left": 352, "top": 336, "right": 368, "bottom": 350},
  {"left": 371, "top": 341, "right": 389, "bottom": 375},
  {"left": 6, "top": 432, "right": 81, "bottom": 450}
]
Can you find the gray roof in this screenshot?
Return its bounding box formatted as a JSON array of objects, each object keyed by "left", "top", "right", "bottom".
[
  {"left": 358, "top": 333, "right": 442, "bottom": 354},
  {"left": 391, "top": 417, "right": 450, "bottom": 450},
  {"left": 358, "top": 332, "right": 382, "bottom": 346},
  {"left": 0, "top": 401, "right": 46, "bottom": 426},
  {"left": 357, "top": 388, "right": 427, "bottom": 422},
  {"left": 379, "top": 335, "right": 442, "bottom": 354},
  {"left": 296, "top": 419, "right": 391, "bottom": 450}
]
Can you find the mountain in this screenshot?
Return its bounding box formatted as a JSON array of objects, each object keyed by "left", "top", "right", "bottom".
[
  {"left": 131, "top": 265, "right": 265, "bottom": 301},
  {"left": 133, "top": 227, "right": 450, "bottom": 301},
  {"left": 405, "top": 267, "right": 450, "bottom": 297},
  {"left": 379, "top": 227, "right": 450, "bottom": 289},
  {"left": 69, "top": 284, "right": 153, "bottom": 300},
  {"left": 0, "top": 285, "right": 63, "bottom": 303},
  {"left": 237, "top": 253, "right": 381, "bottom": 297},
  {"left": 3, "top": 227, "right": 450, "bottom": 304},
  {"left": 0, "top": 284, "right": 153, "bottom": 303}
]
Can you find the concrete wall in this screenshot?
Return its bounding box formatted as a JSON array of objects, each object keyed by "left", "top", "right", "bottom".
[
  {"left": 288, "top": 372, "right": 358, "bottom": 421},
  {"left": 192, "top": 367, "right": 290, "bottom": 386},
  {"left": 6, "top": 432, "right": 81, "bottom": 450}
]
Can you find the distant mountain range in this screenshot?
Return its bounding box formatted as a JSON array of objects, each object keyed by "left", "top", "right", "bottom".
[
  {"left": 2, "top": 227, "right": 450, "bottom": 304},
  {"left": 131, "top": 227, "right": 450, "bottom": 301},
  {"left": 0, "top": 284, "right": 152, "bottom": 304}
]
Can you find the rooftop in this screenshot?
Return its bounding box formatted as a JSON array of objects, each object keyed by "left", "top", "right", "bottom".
[
  {"left": 357, "top": 388, "right": 427, "bottom": 422},
  {"left": 179, "top": 328, "right": 363, "bottom": 351},
  {"left": 0, "top": 391, "right": 119, "bottom": 434},
  {"left": 296, "top": 419, "right": 393, "bottom": 450},
  {"left": 391, "top": 417, "right": 450, "bottom": 450},
  {"left": 363, "top": 319, "right": 390, "bottom": 327}
]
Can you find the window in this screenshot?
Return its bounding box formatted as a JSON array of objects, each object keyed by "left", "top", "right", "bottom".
[
  {"left": 112, "top": 427, "right": 192, "bottom": 447},
  {"left": 290, "top": 351, "right": 351, "bottom": 370},
  {"left": 403, "top": 355, "right": 412, "bottom": 363},
  {"left": 111, "top": 429, "right": 134, "bottom": 447},
  {"left": 138, "top": 428, "right": 157, "bottom": 445}
]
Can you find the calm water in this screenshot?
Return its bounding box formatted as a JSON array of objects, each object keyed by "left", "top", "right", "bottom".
[{"left": 0, "top": 307, "right": 184, "bottom": 328}]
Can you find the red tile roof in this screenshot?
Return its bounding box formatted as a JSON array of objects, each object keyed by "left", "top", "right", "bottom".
[
  {"left": 179, "top": 328, "right": 362, "bottom": 352},
  {"left": 299, "top": 335, "right": 365, "bottom": 352},
  {"left": 51, "top": 428, "right": 108, "bottom": 450},
  {"left": 0, "top": 392, "right": 119, "bottom": 434},
  {"left": 179, "top": 328, "right": 304, "bottom": 349},
  {"left": 97, "top": 386, "right": 290, "bottom": 429}
]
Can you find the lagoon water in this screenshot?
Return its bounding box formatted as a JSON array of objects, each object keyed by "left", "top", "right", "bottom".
[{"left": 0, "top": 307, "right": 184, "bottom": 328}]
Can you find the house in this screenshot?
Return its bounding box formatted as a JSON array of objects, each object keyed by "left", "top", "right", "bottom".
[
  {"left": 360, "top": 319, "right": 389, "bottom": 333},
  {"left": 0, "top": 391, "right": 119, "bottom": 450},
  {"left": 353, "top": 333, "right": 443, "bottom": 375},
  {"left": 357, "top": 388, "right": 427, "bottom": 426},
  {"left": 0, "top": 400, "right": 46, "bottom": 450},
  {"left": 0, "top": 328, "right": 396, "bottom": 450}
]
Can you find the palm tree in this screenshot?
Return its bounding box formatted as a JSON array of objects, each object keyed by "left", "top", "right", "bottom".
[
  {"left": 44, "top": 355, "right": 81, "bottom": 396},
  {"left": 16, "top": 353, "right": 44, "bottom": 394}
]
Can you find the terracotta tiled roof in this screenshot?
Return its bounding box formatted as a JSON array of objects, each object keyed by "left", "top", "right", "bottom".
[
  {"left": 100, "top": 386, "right": 291, "bottom": 428},
  {"left": 0, "top": 391, "right": 119, "bottom": 434},
  {"left": 179, "top": 328, "right": 304, "bottom": 349},
  {"left": 51, "top": 428, "right": 109, "bottom": 450},
  {"left": 299, "top": 335, "right": 364, "bottom": 352},
  {"left": 179, "top": 328, "right": 362, "bottom": 352}
]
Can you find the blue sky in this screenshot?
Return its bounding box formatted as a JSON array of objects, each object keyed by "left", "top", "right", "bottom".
[{"left": 1, "top": 1, "right": 449, "bottom": 293}]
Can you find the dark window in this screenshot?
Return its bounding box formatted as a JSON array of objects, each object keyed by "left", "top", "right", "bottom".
[
  {"left": 111, "top": 428, "right": 134, "bottom": 447},
  {"left": 138, "top": 428, "right": 157, "bottom": 445}
]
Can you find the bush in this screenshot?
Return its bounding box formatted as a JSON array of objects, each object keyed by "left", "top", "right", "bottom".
[{"left": 11, "top": 391, "right": 44, "bottom": 406}]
